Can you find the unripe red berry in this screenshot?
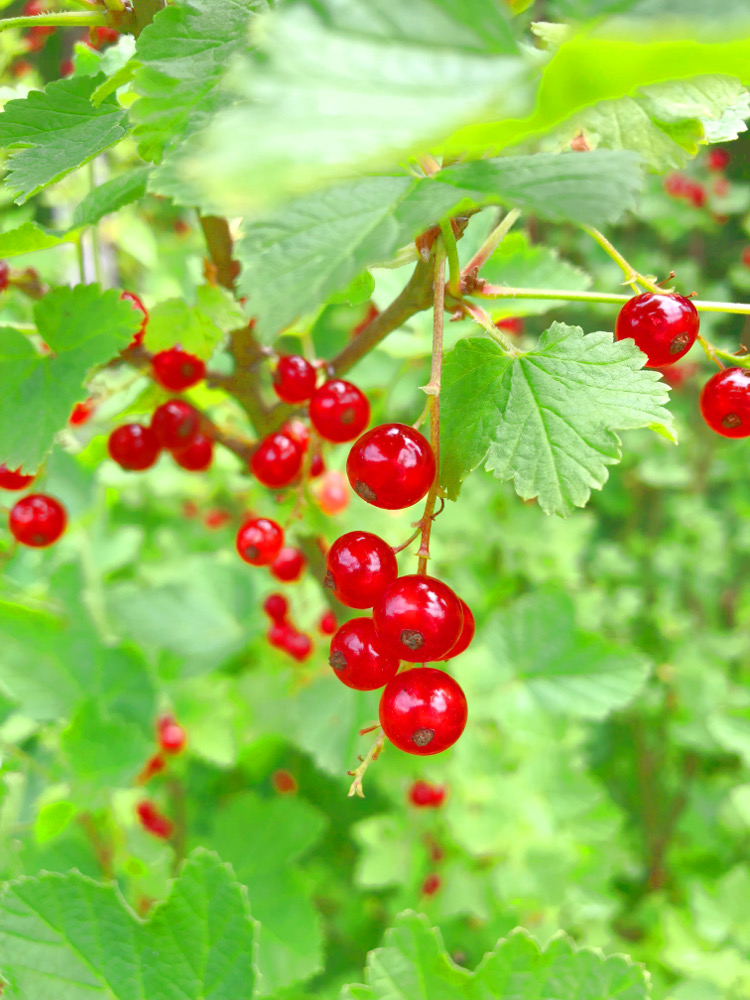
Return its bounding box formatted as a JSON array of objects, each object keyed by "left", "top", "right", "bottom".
[
  {"left": 0, "top": 464, "right": 35, "bottom": 490},
  {"left": 151, "top": 400, "right": 200, "bottom": 449},
  {"left": 263, "top": 592, "right": 289, "bottom": 622},
  {"left": 136, "top": 801, "right": 173, "bottom": 840},
  {"left": 437, "top": 600, "right": 475, "bottom": 660},
  {"left": 380, "top": 667, "right": 467, "bottom": 756},
  {"left": 69, "top": 399, "right": 95, "bottom": 426},
  {"left": 309, "top": 380, "right": 370, "bottom": 443},
  {"left": 319, "top": 609, "right": 337, "bottom": 635},
  {"left": 152, "top": 348, "right": 205, "bottom": 391},
  {"left": 325, "top": 531, "right": 398, "bottom": 609},
  {"left": 251, "top": 433, "right": 303, "bottom": 489},
  {"left": 158, "top": 715, "right": 186, "bottom": 755},
  {"left": 373, "top": 575, "right": 464, "bottom": 662},
  {"left": 9, "top": 494, "right": 67, "bottom": 548},
  {"left": 329, "top": 617, "right": 399, "bottom": 690},
  {"left": 108, "top": 423, "right": 161, "bottom": 471},
  {"left": 408, "top": 780, "right": 446, "bottom": 807},
  {"left": 273, "top": 355, "right": 317, "bottom": 403},
  {"left": 172, "top": 433, "right": 213, "bottom": 472},
  {"left": 236, "top": 517, "right": 284, "bottom": 566},
  {"left": 347, "top": 423, "right": 436, "bottom": 510},
  {"left": 270, "top": 546, "right": 307, "bottom": 583},
  {"left": 708, "top": 147, "right": 730, "bottom": 171},
  {"left": 121, "top": 290, "right": 148, "bottom": 347},
  {"left": 700, "top": 367, "right": 750, "bottom": 437},
  {"left": 615, "top": 293, "right": 699, "bottom": 367}
]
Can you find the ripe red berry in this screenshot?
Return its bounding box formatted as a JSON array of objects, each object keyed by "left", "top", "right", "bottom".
[
  {"left": 0, "top": 464, "right": 35, "bottom": 490},
  {"left": 60, "top": 58, "right": 74, "bottom": 77},
  {"left": 0, "top": 261, "right": 9, "bottom": 293},
  {"left": 273, "top": 355, "right": 317, "bottom": 403},
  {"left": 172, "top": 433, "right": 213, "bottom": 472},
  {"left": 121, "top": 291, "right": 148, "bottom": 347},
  {"left": 158, "top": 715, "right": 186, "bottom": 755},
  {"left": 408, "top": 780, "right": 446, "bottom": 808},
  {"left": 270, "top": 546, "right": 307, "bottom": 583},
  {"left": 251, "top": 433, "right": 303, "bottom": 489},
  {"left": 9, "top": 494, "right": 67, "bottom": 548},
  {"left": 319, "top": 609, "right": 337, "bottom": 635},
  {"left": 379, "top": 667, "right": 468, "bottom": 755},
  {"left": 309, "top": 379, "right": 370, "bottom": 443},
  {"left": 437, "top": 600, "right": 475, "bottom": 660},
  {"left": 495, "top": 316, "right": 524, "bottom": 336},
  {"left": 421, "top": 874, "right": 442, "bottom": 896},
  {"left": 285, "top": 630, "right": 314, "bottom": 662},
  {"left": 69, "top": 399, "right": 95, "bottom": 426},
  {"left": 742, "top": 247, "right": 750, "bottom": 269},
  {"left": 347, "top": 423, "right": 436, "bottom": 510},
  {"left": 136, "top": 801, "right": 173, "bottom": 840},
  {"left": 687, "top": 182, "right": 706, "bottom": 208},
  {"left": 373, "top": 575, "right": 464, "bottom": 662},
  {"left": 88, "top": 25, "right": 119, "bottom": 48},
  {"left": 615, "top": 293, "right": 699, "bottom": 367},
  {"left": 324, "top": 531, "right": 398, "bottom": 609},
  {"left": 263, "top": 592, "right": 289, "bottom": 622},
  {"left": 108, "top": 423, "right": 161, "bottom": 471},
  {"left": 152, "top": 348, "right": 205, "bottom": 391},
  {"left": 236, "top": 517, "right": 284, "bottom": 566},
  {"left": 310, "top": 452, "right": 325, "bottom": 478},
  {"left": 700, "top": 367, "right": 750, "bottom": 437},
  {"left": 708, "top": 147, "right": 730, "bottom": 171},
  {"left": 272, "top": 769, "right": 298, "bottom": 795},
  {"left": 151, "top": 400, "right": 200, "bottom": 449},
  {"left": 315, "top": 470, "right": 349, "bottom": 515},
  {"left": 664, "top": 173, "right": 691, "bottom": 198},
  {"left": 204, "top": 508, "right": 232, "bottom": 530},
  {"left": 281, "top": 418, "right": 310, "bottom": 452},
  {"left": 329, "top": 618, "right": 400, "bottom": 691}
]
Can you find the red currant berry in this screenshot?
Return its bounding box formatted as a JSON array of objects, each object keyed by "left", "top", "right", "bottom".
[
  {"left": 314, "top": 470, "right": 349, "bottom": 515},
  {"left": 281, "top": 418, "right": 310, "bottom": 452},
  {"left": 495, "top": 316, "right": 524, "bottom": 336},
  {"left": 0, "top": 464, "right": 35, "bottom": 490},
  {"left": 263, "top": 592, "right": 289, "bottom": 622},
  {"left": 60, "top": 58, "right": 74, "bottom": 77},
  {"left": 270, "top": 546, "right": 307, "bottom": 583},
  {"left": 615, "top": 293, "right": 699, "bottom": 367},
  {"left": 310, "top": 452, "right": 325, "bottom": 478},
  {"left": 137, "top": 752, "right": 166, "bottom": 785},
  {"left": 700, "top": 367, "right": 750, "bottom": 437},
  {"left": 236, "top": 517, "right": 284, "bottom": 566},
  {"left": 108, "top": 423, "right": 161, "bottom": 471},
  {"left": 136, "top": 801, "right": 173, "bottom": 840},
  {"left": 9, "top": 494, "right": 67, "bottom": 548},
  {"left": 121, "top": 290, "right": 148, "bottom": 347},
  {"left": 664, "top": 173, "right": 691, "bottom": 198},
  {"left": 251, "top": 433, "right": 303, "bottom": 489},
  {"left": 742, "top": 247, "right": 750, "bottom": 268},
  {"left": 319, "top": 609, "right": 337, "bottom": 635},
  {"left": 151, "top": 400, "right": 199, "bottom": 449},
  {"left": 408, "top": 780, "right": 446, "bottom": 808},
  {"left": 379, "top": 667, "right": 467, "bottom": 755},
  {"left": 268, "top": 621, "right": 295, "bottom": 649},
  {"left": 324, "top": 531, "right": 398, "bottom": 609},
  {"left": 172, "top": 433, "right": 213, "bottom": 472},
  {"left": 286, "top": 630, "right": 314, "bottom": 662},
  {"left": 687, "top": 182, "right": 706, "bottom": 208},
  {"left": 152, "top": 348, "right": 205, "bottom": 391},
  {"left": 421, "top": 874, "right": 442, "bottom": 896},
  {"left": 309, "top": 380, "right": 370, "bottom": 443},
  {"left": 272, "top": 769, "right": 298, "bottom": 795},
  {"left": 158, "top": 715, "right": 186, "bottom": 755},
  {"left": 437, "top": 600, "right": 475, "bottom": 660},
  {"left": 329, "top": 618, "right": 399, "bottom": 691},
  {"left": 69, "top": 399, "right": 95, "bottom": 426},
  {"left": 708, "top": 147, "right": 730, "bottom": 171},
  {"left": 0, "top": 261, "right": 9, "bottom": 293},
  {"left": 347, "top": 423, "right": 435, "bottom": 510},
  {"left": 204, "top": 508, "right": 232, "bottom": 530},
  {"left": 273, "top": 355, "right": 317, "bottom": 403},
  {"left": 374, "top": 576, "right": 464, "bottom": 662}
]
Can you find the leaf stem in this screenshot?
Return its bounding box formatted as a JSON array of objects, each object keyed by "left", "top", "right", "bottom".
[
  {"left": 0, "top": 11, "right": 109, "bottom": 31},
  {"left": 462, "top": 208, "right": 521, "bottom": 280},
  {"left": 583, "top": 225, "right": 660, "bottom": 293},
  {"left": 460, "top": 299, "right": 519, "bottom": 354},
  {"left": 347, "top": 730, "right": 385, "bottom": 799},
  {"left": 475, "top": 284, "right": 750, "bottom": 317}
]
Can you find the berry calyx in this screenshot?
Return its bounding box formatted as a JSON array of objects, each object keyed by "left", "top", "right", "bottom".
[
  {"left": 324, "top": 531, "right": 398, "bottom": 609},
  {"left": 158, "top": 715, "right": 187, "bottom": 755},
  {"left": 347, "top": 423, "right": 436, "bottom": 510},
  {"left": 437, "top": 599, "right": 475, "bottom": 660},
  {"left": 152, "top": 348, "right": 206, "bottom": 391},
  {"left": 708, "top": 147, "right": 730, "bottom": 171},
  {"left": 309, "top": 380, "right": 370, "bottom": 443},
  {"left": 151, "top": 400, "right": 200, "bottom": 449},
  {"left": 172, "top": 433, "right": 213, "bottom": 472},
  {"left": 270, "top": 546, "right": 307, "bottom": 583},
  {"left": 319, "top": 609, "right": 337, "bottom": 635},
  {"left": 236, "top": 517, "right": 284, "bottom": 566},
  {"left": 9, "top": 494, "right": 67, "bottom": 548},
  {"left": 615, "top": 293, "right": 699, "bottom": 367},
  {"left": 408, "top": 780, "right": 446, "bottom": 808},
  {"left": 272, "top": 354, "right": 317, "bottom": 403},
  {"left": 251, "top": 433, "right": 303, "bottom": 489},
  {"left": 122, "top": 291, "right": 148, "bottom": 347},
  {"left": 373, "top": 575, "right": 464, "bottom": 662},
  {"left": 700, "top": 367, "right": 750, "bottom": 438},
  {"left": 108, "top": 423, "right": 161, "bottom": 471},
  {"left": 328, "top": 618, "right": 399, "bottom": 691},
  {"left": 263, "top": 592, "right": 289, "bottom": 622},
  {"left": 0, "top": 464, "right": 35, "bottom": 490},
  {"left": 136, "top": 801, "right": 173, "bottom": 840},
  {"left": 379, "top": 667, "right": 468, "bottom": 755}
]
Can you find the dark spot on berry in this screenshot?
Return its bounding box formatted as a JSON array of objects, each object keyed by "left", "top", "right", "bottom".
[
  {"left": 354, "top": 480, "right": 377, "bottom": 503},
  {"left": 32, "top": 534, "right": 46, "bottom": 545},
  {"left": 400, "top": 628, "right": 425, "bottom": 650},
  {"left": 244, "top": 544, "right": 259, "bottom": 559},
  {"left": 323, "top": 570, "right": 335, "bottom": 590},
  {"left": 340, "top": 406, "right": 355, "bottom": 425},
  {"left": 329, "top": 650, "right": 347, "bottom": 670},
  {"left": 412, "top": 727, "right": 435, "bottom": 747},
  {"left": 669, "top": 332, "right": 691, "bottom": 355},
  {"left": 722, "top": 412, "right": 742, "bottom": 429}
]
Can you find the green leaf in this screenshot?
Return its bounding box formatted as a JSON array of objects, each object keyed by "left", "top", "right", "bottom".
[
  {"left": 60, "top": 700, "right": 153, "bottom": 791},
  {"left": 0, "top": 850, "right": 258, "bottom": 1000},
  {"left": 440, "top": 324, "right": 674, "bottom": 516},
  {"left": 0, "top": 76, "right": 128, "bottom": 205},
  {"left": 708, "top": 711, "right": 750, "bottom": 766},
  {"left": 71, "top": 166, "right": 150, "bottom": 229},
  {"left": 0, "top": 221, "right": 72, "bottom": 257},
  {"left": 143, "top": 295, "right": 226, "bottom": 359},
  {"left": 0, "top": 285, "right": 141, "bottom": 470},
  {"left": 33, "top": 801, "right": 76, "bottom": 845}
]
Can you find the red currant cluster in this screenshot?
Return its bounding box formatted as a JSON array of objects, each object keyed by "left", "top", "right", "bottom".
[
  {"left": 135, "top": 713, "right": 187, "bottom": 840},
  {"left": 109, "top": 398, "right": 212, "bottom": 473}
]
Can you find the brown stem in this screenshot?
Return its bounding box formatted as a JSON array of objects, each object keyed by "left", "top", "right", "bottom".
[
  {"left": 79, "top": 813, "right": 114, "bottom": 880},
  {"left": 199, "top": 215, "right": 241, "bottom": 292},
  {"left": 168, "top": 777, "right": 188, "bottom": 875}
]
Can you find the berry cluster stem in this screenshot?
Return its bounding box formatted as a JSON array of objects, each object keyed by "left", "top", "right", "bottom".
[
  {"left": 0, "top": 11, "right": 109, "bottom": 32},
  {"left": 462, "top": 208, "right": 521, "bottom": 280},
  {"left": 583, "top": 225, "right": 661, "bottom": 293},
  {"left": 347, "top": 730, "right": 385, "bottom": 798}
]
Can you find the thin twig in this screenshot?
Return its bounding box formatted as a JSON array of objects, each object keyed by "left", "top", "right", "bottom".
[
  {"left": 347, "top": 731, "right": 385, "bottom": 798},
  {"left": 461, "top": 209, "right": 521, "bottom": 280}
]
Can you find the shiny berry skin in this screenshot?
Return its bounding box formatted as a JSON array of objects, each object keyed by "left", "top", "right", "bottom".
[
  {"left": 151, "top": 400, "right": 200, "bottom": 449},
  {"left": 379, "top": 667, "right": 468, "bottom": 755},
  {"left": 158, "top": 715, "right": 186, "bottom": 755},
  {"left": 408, "top": 780, "right": 446, "bottom": 807},
  {"left": 273, "top": 355, "right": 317, "bottom": 403},
  {"left": 328, "top": 618, "right": 399, "bottom": 691},
  {"left": 309, "top": 380, "right": 370, "bottom": 443},
  {"left": 319, "top": 609, "right": 337, "bottom": 635},
  {"left": 324, "top": 531, "right": 398, "bottom": 610},
  {"left": 373, "top": 575, "right": 464, "bottom": 662},
  {"left": 108, "top": 423, "right": 161, "bottom": 471},
  {"left": 281, "top": 418, "right": 310, "bottom": 452},
  {"left": 615, "top": 293, "right": 699, "bottom": 367},
  {"left": 347, "top": 423, "right": 435, "bottom": 510},
  {"left": 236, "top": 517, "right": 284, "bottom": 566},
  {"left": 0, "top": 261, "right": 9, "bottom": 293},
  {"left": 136, "top": 801, "right": 173, "bottom": 840},
  {"left": 437, "top": 600, "right": 475, "bottom": 660},
  {"left": 315, "top": 470, "right": 349, "bottom": 515},
  {"left": 251, "top": 433, "right": 303, "bottom": 489},
  {"left": 69, "top": 399, "right": 95, "bottom": 426},
  {"left": 152, "top": 348, "right": 205, "bottom": 391},
  {"left": 270, "top": 546, "right": 307, "bottom": 583},
  {"left": 172, "top": 433, "right": 213, "bottom": 472},
  {"left": 286, "top": 630, "right": 314, "bottom": 662},
  {"left": 263, "top": 592, "right": 289, "bottom": 622},
  {"left": 121, "top": 291, "right": 148, "bottom": 347},
  {"left": 700, "top": 367, "right": 750, "bottom": 438},
  {"left": 0, "top": 464, "right": 35, "bottom": 490},
  {"left": 9, "top": 494, "right": 67, "bottom": 548},
  {"left": 708, "top": 147, "right": 730, "bottom": 171}
]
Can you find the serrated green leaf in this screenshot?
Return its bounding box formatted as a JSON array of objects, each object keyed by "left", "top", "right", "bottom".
[
  {"left": 60, "top": 700, "right": 152, "bottom": 791},
  {"left": 0, "top": 76, "right": 128, "bottom": 205},
  {"left": 72, "top": 166, "right": 150, "bottom": 229},
  {"left": 441, "top": 324, "right": 674, "bottom": 516},
  {"left": 0, "top": 286, "right": 141, "bottom": 470},
  {"left": 0, "top": 850, "right": 258, "bottom": 1000},
  {"left": 0, "top": 220, "right": 71, "bottom": 257},
  {"left": 142, "top": 295, "right": 225, "bottom": 359}
]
